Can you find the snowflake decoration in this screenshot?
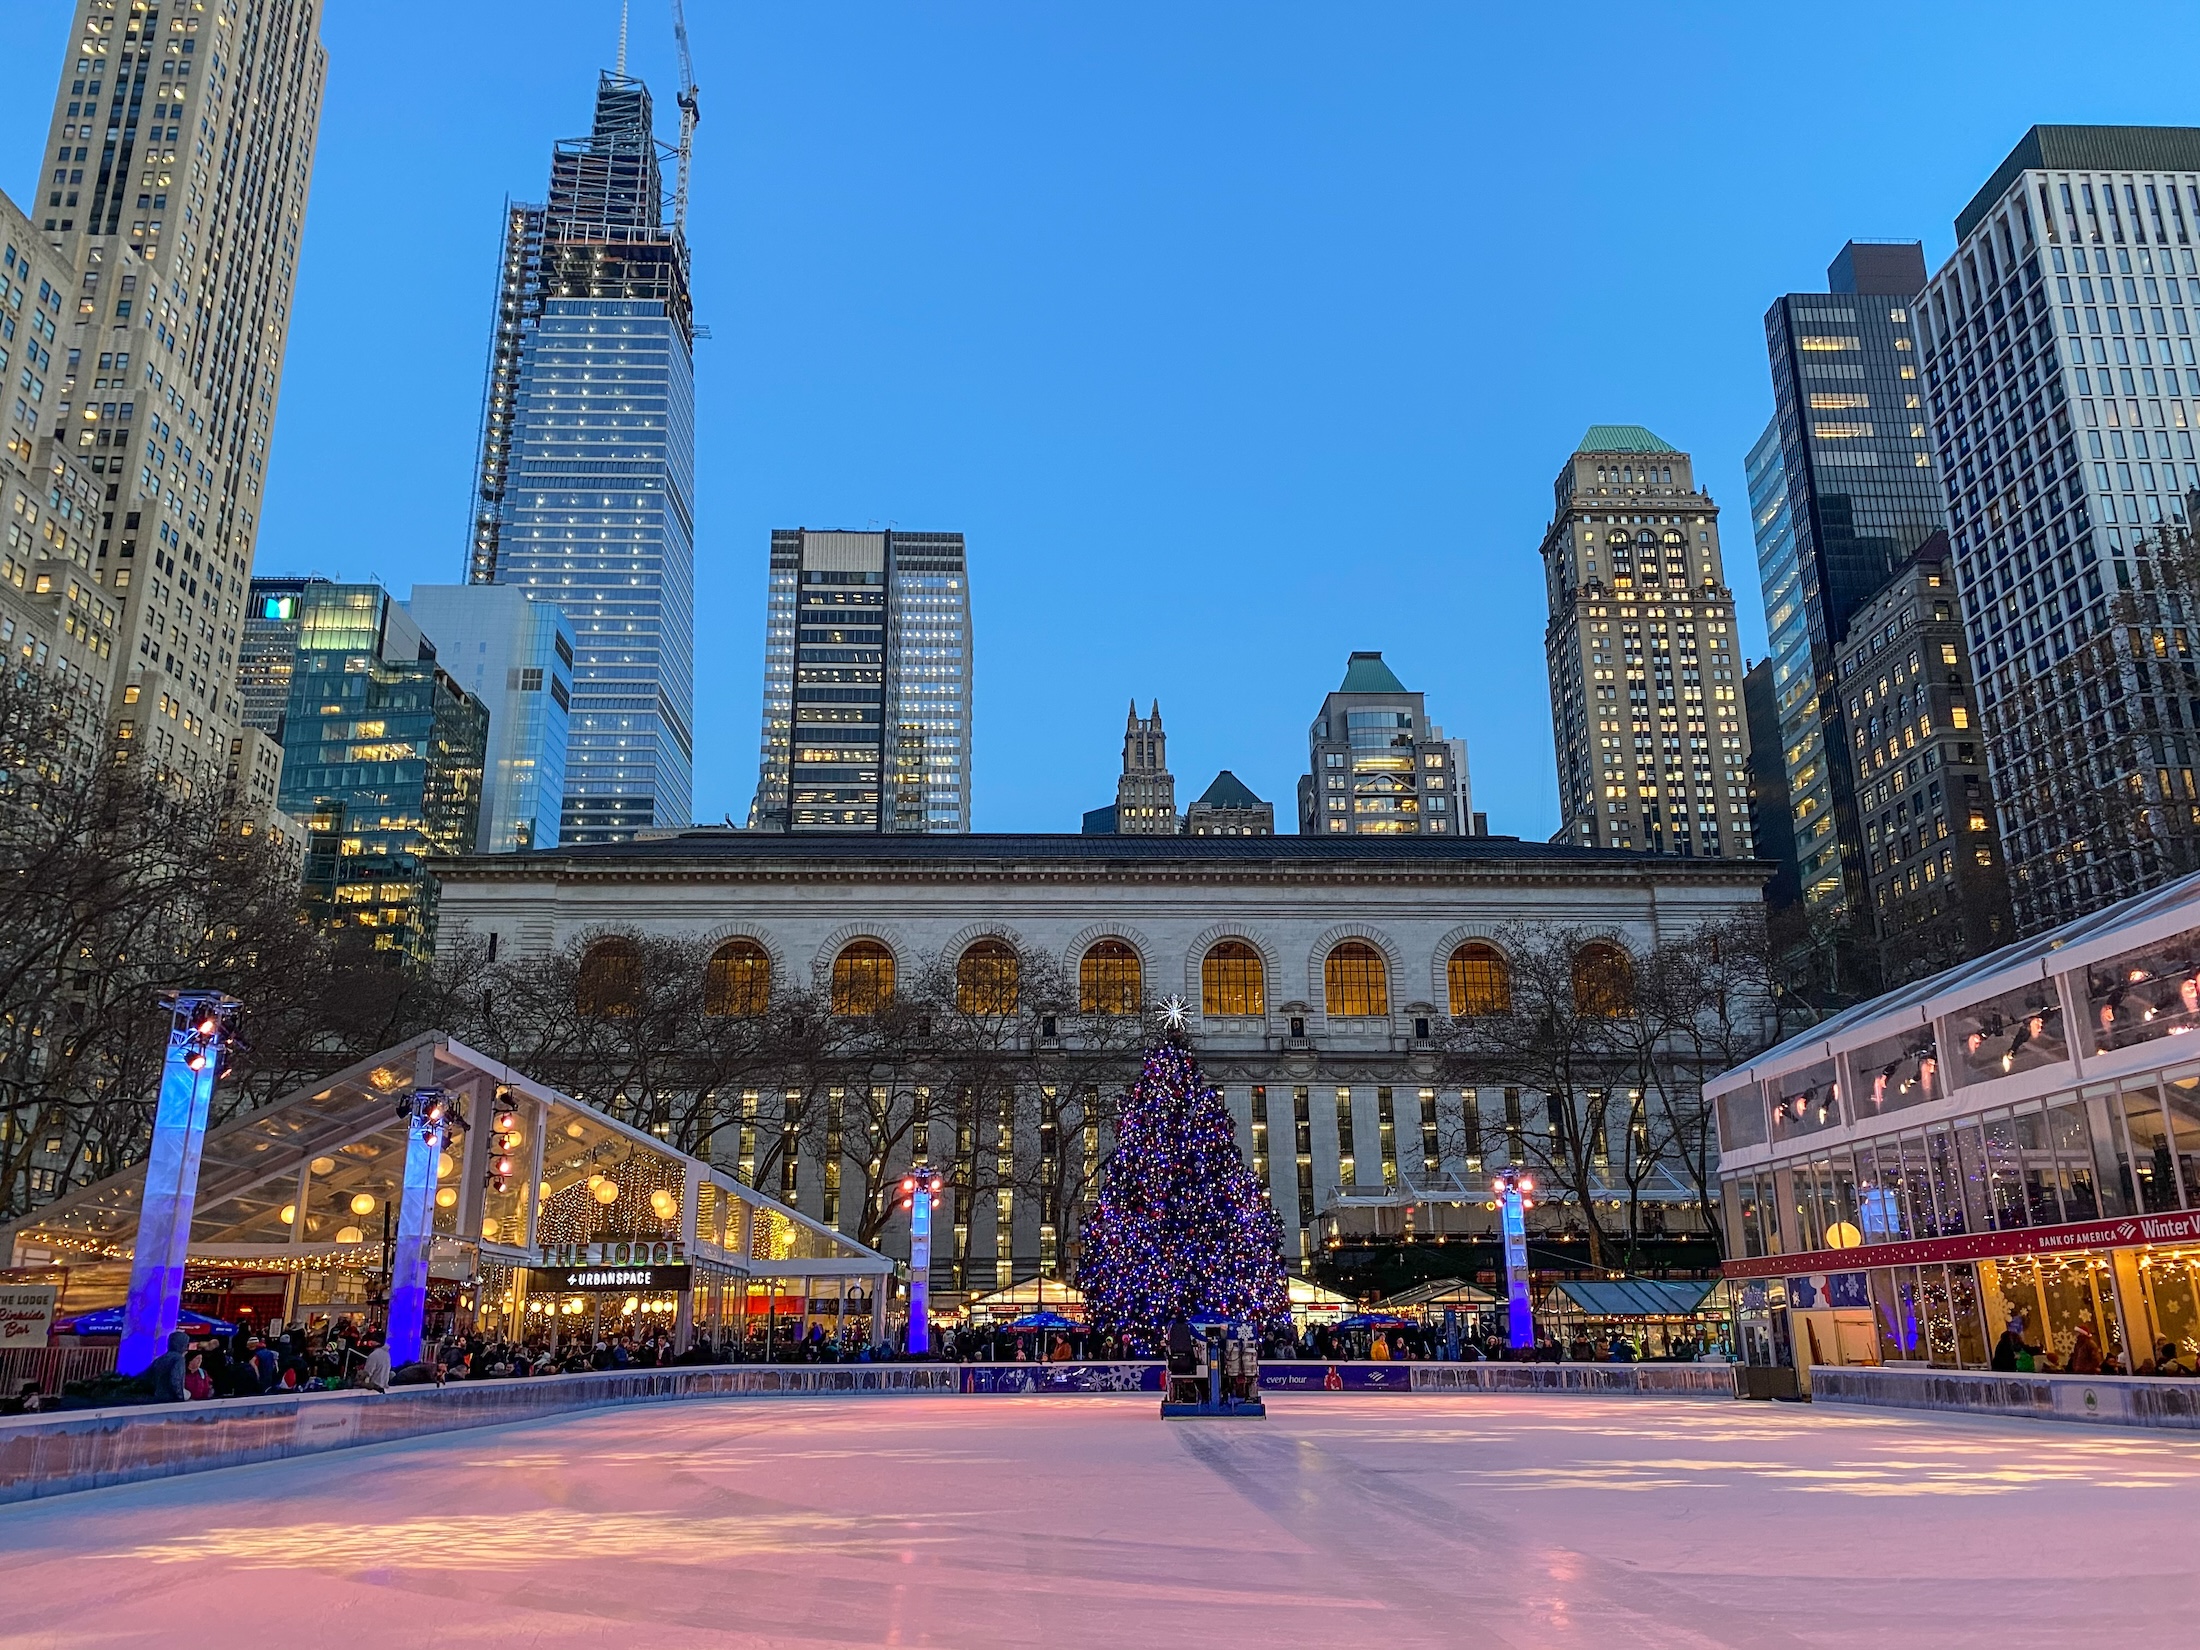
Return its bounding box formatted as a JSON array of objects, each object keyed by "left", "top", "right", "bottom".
[{"left": 1155, "top": 994, "right": 1191, "bottom": 1032}]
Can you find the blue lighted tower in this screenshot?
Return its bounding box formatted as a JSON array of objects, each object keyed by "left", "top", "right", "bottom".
[{"left": 468, "top": 70, "right": 696, "bottom": 844}]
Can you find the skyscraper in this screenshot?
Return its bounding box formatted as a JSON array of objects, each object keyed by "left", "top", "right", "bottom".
[
  {"left": 1114, "top": 701, "right": 1177, "bottom": 835},
  {"left": 267, "top": 581, "right": 486, "bottom": 963},
  {"left": 468, "top": 71, "right": 695, "bottom": 845},
  {"left": 1754, "top": 241, "right": 1949, "bottom": 925},
  {"left": 1296, "top": 651, "right": 1466, "bottom": 835},
  {"left": 747, "top": 529, "right": 972, "bottom": 833},
  {"left": 33, "top": 0, "right": 326, "bottom": 777},
  {"left": 1917, "top": 126, "right": 2200, "bottom": 929},
  {"left": 1541, "top": 428, "right": 1752, "bottom": 857},
  {"left": 405, "top": 584, "right": 573, "bottom": 853}
]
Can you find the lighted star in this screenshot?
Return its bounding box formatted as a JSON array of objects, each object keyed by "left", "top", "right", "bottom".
[{"left": 1156, "top": 995, "right": 1192, "bottom": 1032}]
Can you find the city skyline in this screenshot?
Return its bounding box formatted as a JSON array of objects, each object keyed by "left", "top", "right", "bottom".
[{"left": 6, "top": 2, "right": 2193, "bottom": 837}]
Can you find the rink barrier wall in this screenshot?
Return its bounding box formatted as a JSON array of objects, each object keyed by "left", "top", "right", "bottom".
[
  {"left": 0, "top": 1357, "right": 1739, "bottom": 1506},
  {"left": 0, "top": 1363, "right": 959, "bottom": 1507},
  {"left": 1810, "top": 1364, "right": 2200, "bottom": 1429}
]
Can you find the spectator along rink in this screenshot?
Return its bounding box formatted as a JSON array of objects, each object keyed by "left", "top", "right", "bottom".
[{"left": 7, "top": 1392, "right": 2200, "bottom": 1648}]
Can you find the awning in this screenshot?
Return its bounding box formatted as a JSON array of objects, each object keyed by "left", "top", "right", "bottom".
[{"left": 1552, "top": 1279, "right": 1716, "bottom": 1318}]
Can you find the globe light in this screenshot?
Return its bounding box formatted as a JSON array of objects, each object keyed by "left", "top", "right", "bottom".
[
  {"left": 539, "top": 1180, "right": 553, "bottom": 1202},
  {"left": 436, "top": 1150, "right": 455, "bottom": 1180},
  {"left": 435, "top": 1187, "right": 458, "bottom": 1209},
  {"left": 565, "top": 1121, "right": 585, "bottom": 1139},
  {"left": 336, "top": 1225, "right": 364, "bottom": 1244},
  {"left": 593, "top": 1181, "right": 620, "bottom": 1205},
  {"left": 310, "top": 1156, "right": 336, "bottom": 1176},
  {"left": 349, "top": 1193, "right": 376, "bottom": 1216},
  {"left": 481, "top": 1216, "right": 502, "bottom": 1240},
  {"left": 649, "top": 1188, "right": 678, "bottom": 1220},
  {"left": 278, "top": 1204, "right": 297, "bottom": 1225}
]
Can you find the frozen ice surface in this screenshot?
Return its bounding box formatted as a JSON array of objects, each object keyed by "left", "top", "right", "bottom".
[{"left": 7, "top": 1392, "right": 2200, "bottom": 1647}]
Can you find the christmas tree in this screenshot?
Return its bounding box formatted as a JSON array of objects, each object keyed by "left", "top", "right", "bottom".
[{"left": 1079, "top": 1033, "right": 1289, "bottom": 1340}]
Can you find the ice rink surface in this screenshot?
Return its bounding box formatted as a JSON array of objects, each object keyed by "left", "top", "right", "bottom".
[{"left": 7, "top": 1392, "right": 2200, "bottom": 1648}]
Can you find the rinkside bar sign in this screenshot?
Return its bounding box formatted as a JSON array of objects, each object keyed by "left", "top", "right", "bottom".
[
  {"left": 1723, "top": 1208, "right": 2200, "bottom": 1279},
  {"left": 532, "top": 1265, "right": 693, "bottom": 1292}
]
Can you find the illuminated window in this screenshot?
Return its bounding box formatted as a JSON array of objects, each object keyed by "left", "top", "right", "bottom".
[
  {"left": 1324, "top": 941, "right": 1389, "bottom": 1018},
  {"left": 956, "top": 938, "right": 1019, "bottom": 1015},
  {"left": 831, "top": 940, "right": 895, "bottom": 1016},
  {"left": 1079, "top": 940, "right": 1141, "bottom": 1015},
  {"left": 1573, "top": 941, "right": 1634, "bottom": 1017},
  {"left": 576, "top": 937, "right": 641, "bottom": 1017},
  {"left": 1448, "top": 942, "right": 1511, "bottom": 1016},
  {"left": 1202, "top": 941, "right": 1265, "bottom": 1017},
  {"left": 704, "top": 938, "right": 771, "bottom": 1017}
]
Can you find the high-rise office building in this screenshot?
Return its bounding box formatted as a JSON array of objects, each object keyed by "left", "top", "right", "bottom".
[
  {"left": 747, "top": 529, "right": 972, "bottom": 833},
  {"left": 1831, "top": 534, "right": 2011, "bottom": 975},
  {"left": 467, "top": 71, "right": 695, "bottom": 844},
  {"left": 237, "top": 571, "right": 315, "bottom": 740},
  {"left": 1541, "top": 428, "right": 1752, "bottom": 856},
  {"left": 33, "top": 0, "right": 326, "bottom": 778},
  {"left": 2, "top": 186, "right": 115, "bottom": 774},
  {"left": 405, "top": 584, "right": 573, "bottom": 853},
  {"left": 1753, "top": 241, "right": 1949, "bottom": 926},
  {"left": 1917, "top": 126, "right": 2200, "bottom": 929},
  {"left": 1296, "top": 651, "right": 1466, "bottom": 835},
  {"left": 268, "top": 581, "right": 486, "bottom": 962},
  {"left": 1742, "top": 659, "right": 1801, "bottom": 909},
  {"left": 1114, "top": 700, "right": 1177, "bottom": 835}
]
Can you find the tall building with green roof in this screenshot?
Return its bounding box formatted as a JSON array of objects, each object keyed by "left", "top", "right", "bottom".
[
  {"left": 1539, "top": 429, "right": 1754, "bottom": 858},
  {"left": 1297, "top": 651, "right": 1471, "bottom": 836}
]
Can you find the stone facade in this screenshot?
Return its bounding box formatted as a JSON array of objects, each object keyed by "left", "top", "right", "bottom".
[{"left": 437, "top": 832, "right": 1765, "bottom": 1283}]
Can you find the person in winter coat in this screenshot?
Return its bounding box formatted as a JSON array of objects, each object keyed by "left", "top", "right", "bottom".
[
  {"left": 2068, "top": 1326, "right": 2104, "bottom": 1374},
  {"left": 148, "top": 1330, "right": 191, "bottom": 1403}
]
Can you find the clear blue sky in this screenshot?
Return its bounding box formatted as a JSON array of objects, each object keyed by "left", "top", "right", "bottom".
[{"left": 7, "top": 3, "right": 2195, "bottom": 836}]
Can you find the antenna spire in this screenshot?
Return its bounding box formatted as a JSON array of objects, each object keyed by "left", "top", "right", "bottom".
[{"left": 616, "top": 0, "right": 629, "bottom": 75}]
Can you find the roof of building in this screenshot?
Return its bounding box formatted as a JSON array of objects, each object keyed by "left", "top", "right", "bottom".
[
  {"left": 1192, "top": 770, "right": 1265, "bottom": 809},
  {"left": 1337, "top": 650, "right": 1409, "bottom": 694},
  {"left": 446, "top": 829, "right": 1768, "bottom": 880},
  {"left": 1576, "top": 424, "right": 1679, "bottom": 455},
  {"left": 1709, "top": 862, "right": 2200, "bottom": 1097},
  {"left": 1553, "top": 1278, "right": 1717, "bottom": 1318},
  {"left": 1957, "top": 125, "right": 2200, "bottom": 240}
]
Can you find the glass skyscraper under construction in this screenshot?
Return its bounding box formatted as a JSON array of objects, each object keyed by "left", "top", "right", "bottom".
[{"left": 467, "top": 71, "right": 695, "bottom": 844}]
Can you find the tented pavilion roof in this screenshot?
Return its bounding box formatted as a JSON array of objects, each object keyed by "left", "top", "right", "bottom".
[{"left": 3, "top": 1033, "right": 889, "bottom": 1282}]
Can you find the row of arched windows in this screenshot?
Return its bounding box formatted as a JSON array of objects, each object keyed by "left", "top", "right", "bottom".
[{"left": 577, "top": 935, "right": 1635, "bottom": 1022}]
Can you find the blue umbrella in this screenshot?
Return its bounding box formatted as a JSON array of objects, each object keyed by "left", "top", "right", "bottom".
[{"left": 60, "top": 1306, "right": 238, "bottom": 1338}]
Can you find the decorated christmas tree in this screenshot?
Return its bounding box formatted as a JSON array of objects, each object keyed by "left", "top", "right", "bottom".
[{"left": 1079, "top": 1025, "right": 1289, "bottom": 1339}]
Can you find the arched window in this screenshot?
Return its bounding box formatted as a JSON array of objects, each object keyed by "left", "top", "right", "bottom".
[
  {"left": 1448, "top": 942, "right": 1511, "bottom": 1016},
  {"left": 830, "top": 940, "right": 895, "bottom": 1017},
  {"left": 1079, "top": 940, "right": 1141, "bottom": 1015},
  {"left": 1573, "top": 941, "right": 1634, "bottom": 1017},
  {"left": 577, "top": 937, "right": 641, "bottom": 1017},
  {"left": 1324, "top": 941, "right": 1389, "bottom": 1018},
  {"left": 956, "top": 938, "right": 1020, "bottom": 1015},
  {"left": 704, "top": 939, "right": 771, "bottom": 1017},
  {"left": 1201, "top": 941, "right": 1265, "bottom": 1018}
]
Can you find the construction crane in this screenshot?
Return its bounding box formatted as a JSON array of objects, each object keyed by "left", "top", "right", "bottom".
[{"left": 670, "top": 0, "right": 701, "bottom": 235}]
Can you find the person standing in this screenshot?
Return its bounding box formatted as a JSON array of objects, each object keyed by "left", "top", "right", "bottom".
[{"left": 147, "top": 1330, "right": 190, "bottom": 1403}]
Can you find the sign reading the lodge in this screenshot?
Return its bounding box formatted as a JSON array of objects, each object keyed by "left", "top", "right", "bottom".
[
  {"left": 0, "top": 1284, "right": 56, "bottom": 1349},
  {"left": 1725, "top": 1208, "right": 2200, "bottom": 1280},
  {"left": 533, "top": 1264, "right": 693, "bottom": 1293},
  {"left": 537, "top": 1239, "right": 687, "bottom": 1268}
]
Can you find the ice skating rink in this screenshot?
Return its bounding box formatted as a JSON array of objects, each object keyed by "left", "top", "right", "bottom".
[{"left": 7, "top": 1392, "right": 2200, "bottom": 1648}]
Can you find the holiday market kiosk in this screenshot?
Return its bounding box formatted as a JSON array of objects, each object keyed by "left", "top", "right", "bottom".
[{"left": 1, "top": 1032, "right": 894, "bottom": 1372}]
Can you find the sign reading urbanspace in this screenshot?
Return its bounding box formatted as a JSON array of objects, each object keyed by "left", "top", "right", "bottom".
[{"left": 533, "top": 1265, "right": 693, "bottom": 1293}]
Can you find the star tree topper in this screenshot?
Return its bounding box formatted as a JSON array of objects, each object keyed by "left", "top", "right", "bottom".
[{"left": 1155, "top": 994, "right": 1192, "bottom": 1033}]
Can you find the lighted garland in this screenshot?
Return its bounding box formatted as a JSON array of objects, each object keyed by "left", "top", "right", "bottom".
[{"left": 1078, "top": 1041, "right": 1288, "bottom": 1342}]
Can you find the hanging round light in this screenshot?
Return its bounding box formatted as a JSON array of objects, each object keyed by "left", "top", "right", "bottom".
[
  {"left": 435, "top": 1187, "right": 458, "bottom": 1209},
  {"left": 349, "top": 1193, "right": 376, "bottom": 1216},
  {"left": 436, "top": 1150, "right": 455, "bottom": 1180},
  {"left": 649, "top": 1188, "right": 677, "bottom": 1220},
  {"left": 336, "top": 1225, "right": 364, "bottom": 1244},
  {"left": 278, "top": 1204, "right": 297, "bottom": 1225},
  {"left": 593, "top": 1180, "right": 620, "bottom": 1205},
  {"left": 310, "top": 1157, "right": 336, "bottom": 1176},
  {"left": 481, "top": 1216, "right": 502, "bottom": 1240}
]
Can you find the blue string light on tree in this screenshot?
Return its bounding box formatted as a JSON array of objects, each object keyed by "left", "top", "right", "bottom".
[{"left": 1079, "top": 1010, "right": 1288, "bottom": 1345}]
